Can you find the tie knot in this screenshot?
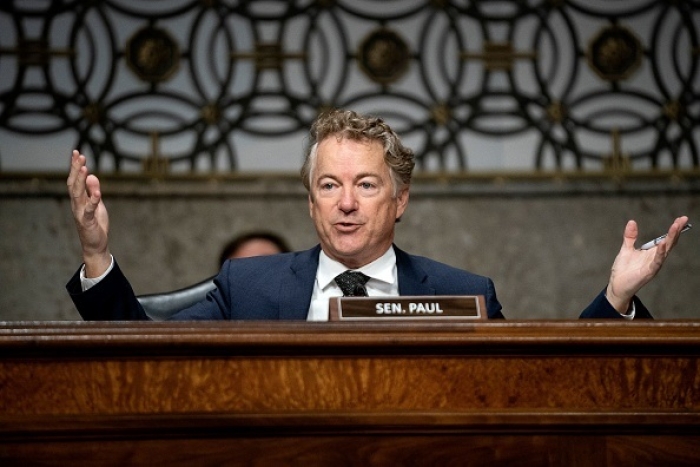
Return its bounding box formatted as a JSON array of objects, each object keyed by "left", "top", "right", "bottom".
[{"left": 334, "top": 270, "right": 370, "bottom": 297}]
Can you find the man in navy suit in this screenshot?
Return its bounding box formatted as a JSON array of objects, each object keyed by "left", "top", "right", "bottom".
[{"left": 66, "top": 109, "right": 689, "bottom": 321}]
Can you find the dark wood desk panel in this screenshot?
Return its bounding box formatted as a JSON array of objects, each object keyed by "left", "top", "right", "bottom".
[{"left": 1, "top": 321, "right": 699, "bottom": 466}]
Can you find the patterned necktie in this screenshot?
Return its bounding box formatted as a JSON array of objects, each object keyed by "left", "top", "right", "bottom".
[{"left": 334, "top": 270, "right": 370, "bottom": 297}]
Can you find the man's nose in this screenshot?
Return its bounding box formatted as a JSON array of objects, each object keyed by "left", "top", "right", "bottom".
[{"left": 337, "top": 188, "right": 358, "bottom": 213}]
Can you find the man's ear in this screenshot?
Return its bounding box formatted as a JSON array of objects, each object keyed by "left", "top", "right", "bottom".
[
  {"left": 395, "top": 188, "right": 409, "bottom": 221},
  {"left": 308, "top": 193, "right": 315, "bottom": 219}
]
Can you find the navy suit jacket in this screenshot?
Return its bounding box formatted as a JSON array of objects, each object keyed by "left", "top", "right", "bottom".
[{"left": 67, "top": 245, "right": 651, "bottom": 321}]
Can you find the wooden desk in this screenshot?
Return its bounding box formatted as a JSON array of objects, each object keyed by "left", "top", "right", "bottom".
[{"left": 1, "top": 321, "right": 700, "bottom": 466}]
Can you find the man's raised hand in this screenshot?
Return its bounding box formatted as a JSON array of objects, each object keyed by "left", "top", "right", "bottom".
[{"left": 67, "top": 150, "right": 111, "bottom": 277}]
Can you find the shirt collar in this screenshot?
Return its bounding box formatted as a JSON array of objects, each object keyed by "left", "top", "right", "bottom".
[{"left": 317, "top": 246, "right": 396, "bottom": 290}]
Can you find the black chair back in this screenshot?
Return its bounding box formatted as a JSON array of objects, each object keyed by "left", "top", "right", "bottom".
[{"left": 136, "top": 276, "right": 217, "bottom": 320}]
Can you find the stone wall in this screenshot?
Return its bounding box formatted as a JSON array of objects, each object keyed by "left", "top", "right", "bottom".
[{"left": 1, "top": 176, "right": 698, "bottom": 321}]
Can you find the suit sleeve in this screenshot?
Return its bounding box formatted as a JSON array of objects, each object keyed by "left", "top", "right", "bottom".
[
  {"left": 66, "top": 260, "right": 150, "bottom": 321},
  {"left": 67, "top": 260, "right": 232, "bottom": 321},
  {"left": 578, "top": 289, "right": 653, "bottom": 319},
  {"left": 485, "top": 277, "right": 505, "bottom": 320}
]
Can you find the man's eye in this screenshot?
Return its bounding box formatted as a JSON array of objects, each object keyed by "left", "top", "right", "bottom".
[
  {"left": 321, "top": 183, "right": 334, "bottom": 190},
  {"left": 360, "top": 182, "right": 373, "bottom": 189}
]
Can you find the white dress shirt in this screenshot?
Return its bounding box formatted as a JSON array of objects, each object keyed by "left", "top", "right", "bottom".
[{"left": 306, "top": 247, "right": 399, "bottom": 321}]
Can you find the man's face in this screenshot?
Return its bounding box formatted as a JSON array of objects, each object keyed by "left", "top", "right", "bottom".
[{"left": 308, "top": 136, "right": 409, "bottom": 269}]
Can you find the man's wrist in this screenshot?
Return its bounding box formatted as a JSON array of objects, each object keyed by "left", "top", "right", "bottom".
[
  {"left": 605, "top": 287, "right": 636, "bottom": 319},
  {"left": 82, "top": 250, "right": 112, "bottom": 278},
  {"left": 605, "top": 285, "right": 628, "bottom": 312},
  {"left": 80, "top": 255, "right": 114, "bottom": 292}
]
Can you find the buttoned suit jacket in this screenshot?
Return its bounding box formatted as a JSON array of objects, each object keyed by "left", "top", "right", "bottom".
[{"left": 67, "top": 244, "right": 650, "bottom": 321}]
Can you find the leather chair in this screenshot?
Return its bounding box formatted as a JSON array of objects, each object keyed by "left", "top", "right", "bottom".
[{"left": 136, "top": 276, "right": 217, "bottom": 320}]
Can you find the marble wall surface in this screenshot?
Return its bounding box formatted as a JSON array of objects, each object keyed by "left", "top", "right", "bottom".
[{"left": 1, "top": 177, "right": 698, "bottom": 321}]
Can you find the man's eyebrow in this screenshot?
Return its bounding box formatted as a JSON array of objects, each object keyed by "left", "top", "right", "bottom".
[
  {"left": 316, "top": 172, "right": 381, "bottom": 182},
  {"left": 315, "top": 173, "right": 339, "bottom": 182}
]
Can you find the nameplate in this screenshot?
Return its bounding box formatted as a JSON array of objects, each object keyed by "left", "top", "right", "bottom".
[{"left": 329, "top": 296, "right": 487, "bottom": 321}]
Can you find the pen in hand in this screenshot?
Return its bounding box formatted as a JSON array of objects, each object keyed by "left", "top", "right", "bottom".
[{"left": 638, "top": 223, "right": 692, "bottom": 250}]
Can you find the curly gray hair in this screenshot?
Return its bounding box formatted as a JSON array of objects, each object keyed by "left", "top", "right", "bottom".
[{"left": 301, "top": 109, "right": 415, "bottom": 197}]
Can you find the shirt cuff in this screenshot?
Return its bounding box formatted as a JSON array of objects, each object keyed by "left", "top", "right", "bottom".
[
  {"left": 620, "top": 301, "right": 636, "bottom": 320},
  {"left": 79, "top": 255, "right": 115, "bottom": 292}
]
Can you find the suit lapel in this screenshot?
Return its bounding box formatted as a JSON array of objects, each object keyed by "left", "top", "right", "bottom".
[
  {"left": 276, "top": 245, "right": 432, "bottom": 319},
  {"left": 278, "top": 245, "right": 321, "bottom": 319},
  {"left": 395, "top": 245, "right": 436, "bottom": 296}
]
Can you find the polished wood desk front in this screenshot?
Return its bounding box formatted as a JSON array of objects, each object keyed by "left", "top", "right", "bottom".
[{"left": 1, "top": 321, "right": 699, "bottom": 466}]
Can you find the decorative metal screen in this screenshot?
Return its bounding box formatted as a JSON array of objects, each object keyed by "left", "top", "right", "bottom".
[{"left": 0, "top": 0, "right": 698, "bottom": 175}]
